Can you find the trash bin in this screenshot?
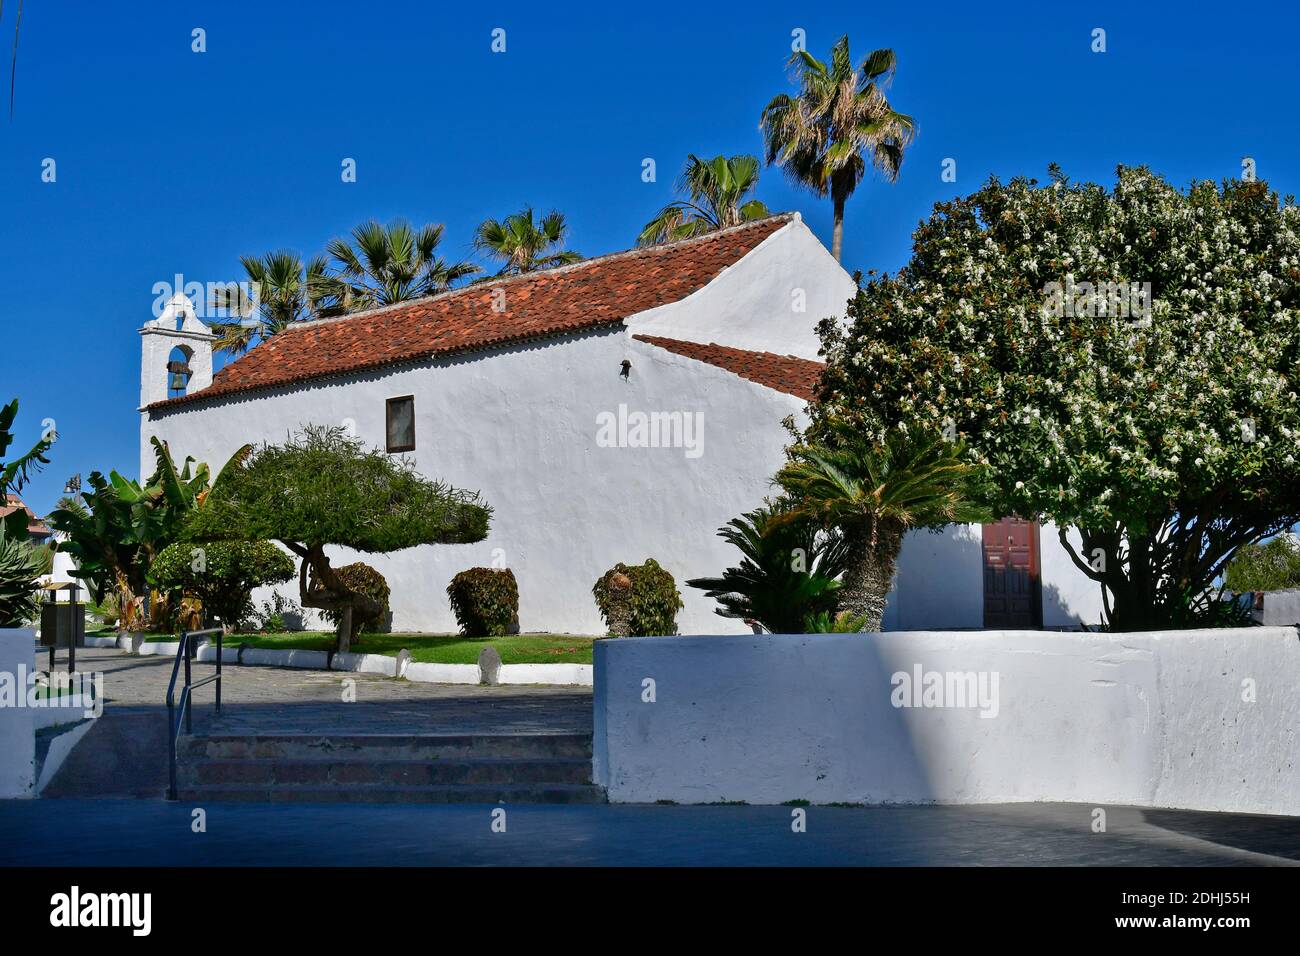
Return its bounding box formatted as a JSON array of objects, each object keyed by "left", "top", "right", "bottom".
[{"left": 40, "top": 582, "right": 85, "bottom": 672}]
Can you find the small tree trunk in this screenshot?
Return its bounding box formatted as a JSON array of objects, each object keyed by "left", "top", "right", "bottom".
[
  {"left": 336, "top": 605, "right": 353, "bottom": 654},
  {"left": 605, "top": 573, "right": 633, "bottom": 637}
]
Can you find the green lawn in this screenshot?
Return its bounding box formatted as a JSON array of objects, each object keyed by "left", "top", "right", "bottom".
[{"left": 138, "top": 630, "right": 598, "bottom": 664}]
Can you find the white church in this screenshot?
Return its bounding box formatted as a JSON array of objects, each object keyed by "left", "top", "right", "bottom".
[{"left": 139, "top": 213, "right": 1102, "bottom": 634}]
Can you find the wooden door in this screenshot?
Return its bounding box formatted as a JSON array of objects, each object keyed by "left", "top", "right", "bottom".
[{"left": 982, "top": 517, "right": 1042, "bottom": 628}]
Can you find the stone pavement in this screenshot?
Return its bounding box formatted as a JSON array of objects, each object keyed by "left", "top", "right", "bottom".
[
  {"left": 1, "top": 799, "right": 1298, "bottom": 866},
  {"left": 38, "top": 645, "right": 592, "bottom": 797},
  {"left": 59, "top": 645, "right": 592, "bottom": 733}
]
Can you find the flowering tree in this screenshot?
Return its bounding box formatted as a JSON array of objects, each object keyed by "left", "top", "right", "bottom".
[{"left": 811, "top": 166, "right": 1300, "bottom": 630}]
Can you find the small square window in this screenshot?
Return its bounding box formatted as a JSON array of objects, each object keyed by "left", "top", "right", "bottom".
[{"left": 386, "top": 396, "right": 415, "bottom": 452}]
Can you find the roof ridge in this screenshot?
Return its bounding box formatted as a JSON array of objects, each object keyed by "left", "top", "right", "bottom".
[{"left": 279, "top": 212, "right": 799, "bottom": 331}]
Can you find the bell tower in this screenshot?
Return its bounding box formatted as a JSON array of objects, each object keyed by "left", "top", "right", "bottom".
[{"left": 139, "top": 293, "right": 217, "bottom": 409}]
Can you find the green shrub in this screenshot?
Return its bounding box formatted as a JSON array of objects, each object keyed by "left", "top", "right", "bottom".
[
  {"left": 320, "top": 562, "right": 390, "bottom": 641},
  {"left": 447, "top": 567, "right": 519, "bottom": 636},
  {"left": 95, "top": 592, "right": 120, "bottom": 627},
  {"left": 148, "top": 540, "right": 295, "bottom": 629},
  {"left": 803, "top": 610, "right": 870, "bottom": 633},
  {"left": 0, "top": 529, "right": 44, "bottom": 627},
  {"left": 252, "top": 593, "right": 302, "bottom": 632},
  {"left": 1225, "top": 536, "right": 1300, "bottom": 593},
  {"left": 593, "top": 559, "right": 683, "bottom": 636}
]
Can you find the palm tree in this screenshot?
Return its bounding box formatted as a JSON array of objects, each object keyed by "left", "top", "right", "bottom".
[
  {"left": 686, "top": 498, "right": 849, "bottom": 634},
  {"left": 760, "top": 35, "right": 916, "bottom": 262},
  {"left": 209, "top": 251, "right": 326, "bottom": 356},
  {"left": 312, "top": 219, "right": 479, "bottom": 316},
  {"left": 637, "top": 154, "right": 771, "bottom": 246},
  {"left": 473, "top": 207, "right": 582, "bottom": 276},
  {"left": 775, "top": 425, "right": 989, "bottom": 631}
]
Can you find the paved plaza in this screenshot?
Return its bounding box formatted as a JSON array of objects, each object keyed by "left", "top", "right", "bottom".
[
  {"left": 16, "top": 645, "right": 1300, "bottom": 866},
  {"left": 37, "top": 646, "right": 591, "bottom": 797},
  {"left": 3, "top": 798, "right": 1299, "bottom": 866}
]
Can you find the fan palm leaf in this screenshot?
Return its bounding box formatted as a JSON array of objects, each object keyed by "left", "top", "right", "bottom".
[
  {"left": 760, "top": 34, "right": 915, "bottom": 261},
  {"left": 638, "top": 154, "right": 771, "bottom": 246},
  {"left": 313, "top": 219, "right": 479, "bottom": 315},
  {"left": 474, "top": 207, "right": 582, "bottom": 276}
]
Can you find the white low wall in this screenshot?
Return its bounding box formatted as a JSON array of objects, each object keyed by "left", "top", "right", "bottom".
[
  {"left": 593, "top": 628, "right": 1300, "bottom": 814},
  {"left": 1257, "top": 589, "right": 1300, "bottom": 626},
  {"left": 0, "top": 629, "right": 36, "bottom": 798}
]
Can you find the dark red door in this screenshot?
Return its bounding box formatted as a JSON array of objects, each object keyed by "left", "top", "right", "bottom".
[{"left": 982, "top": 517, "right": 1042, "bottom": 628}]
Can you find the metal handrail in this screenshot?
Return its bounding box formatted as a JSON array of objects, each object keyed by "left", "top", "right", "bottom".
[{"left": 165, "top": 628, "right": 225, "bottom": 801}]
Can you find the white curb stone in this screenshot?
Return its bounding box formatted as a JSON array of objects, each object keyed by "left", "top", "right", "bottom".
[
  {"left": 330, "top": 652, "right": 398, "bottom": 677},
  {"left": 498, "top": 664, "right": 594, "bottom": 686},
  {"left": 240, "top": 648, "right": 330, "bottom": 670},
  {"left": 404, "top": 662, "right": 481, "bottom": 684}
]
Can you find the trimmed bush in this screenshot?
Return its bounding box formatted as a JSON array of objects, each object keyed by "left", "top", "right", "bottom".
[
  {"left": 447, "top": 567, "right": 519, "bottom": 636},
  {"left": 320, "top": 562, "right": 390, "bottom": 641},
  {"left": 593, "top": 559, "right": 683, "bottom": 636},
  {"left": 148, "top": 540, "right": 295, "bottom": 629}
]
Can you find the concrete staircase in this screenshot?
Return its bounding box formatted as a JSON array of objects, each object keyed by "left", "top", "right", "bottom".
[{"left": 175, "top": 732, "right": 605, "bottom": 804}]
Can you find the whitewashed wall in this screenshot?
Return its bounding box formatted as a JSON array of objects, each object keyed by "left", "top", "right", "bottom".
[
  {"left": 883, "top": 523, "right": 1104, "bottom": 630},
  {"left": 1257, "top": 589, "right": 1300, "bottom": 625},
  {"left": 0, "top": 630, "right": 36, "bottom": 798},
  {"left": 143, "top": 328, "right": 808, "bottom": 635},
  {"left": 625, "top": 216, "right": 856, "bottom": 360},
  {"left": 593, "top": 628, "right": 1300, "bottom": 813}
]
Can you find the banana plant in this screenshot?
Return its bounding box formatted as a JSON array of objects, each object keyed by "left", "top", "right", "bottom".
[
  {"left": 1, "top": 397, "right": 53, "bottom": 539},
  {"left": 48, "top": 437, "right": 215, "bottom": 626}
]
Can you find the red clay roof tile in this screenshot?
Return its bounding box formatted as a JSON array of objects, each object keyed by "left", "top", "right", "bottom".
[
  {"left": 149, "top": 214, "right": 795, "bottom": 411},
  {"left": 633, "top": 335, "right": 824, "bottom": 401}
]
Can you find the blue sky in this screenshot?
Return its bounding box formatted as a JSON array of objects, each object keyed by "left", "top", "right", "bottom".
[{"left": 3, "top": 0, "right": 1297, "bottom": 514}]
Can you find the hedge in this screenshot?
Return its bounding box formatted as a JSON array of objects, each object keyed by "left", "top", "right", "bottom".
[
  {"left": 447, "top": 567, "right": 519, "bottom": 636},
  {"left": 593, "top": 559, "right": 683, "bottom": 636}
]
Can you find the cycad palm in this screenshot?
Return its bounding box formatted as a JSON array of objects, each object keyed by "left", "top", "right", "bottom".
[
  {"left": 209, "top": 251, "right": 326, "bottom": 356},
  {"left": 638, "top": 154, "right": 771, "bottom": 246},
  {"left": 776, "top": 426, "right": 989, "bottom": 631},
  {"left": 760, "top": 35, "right": 915, "bottom": 262},
  {"left": 686, "top": 498, "right": 849, "bottom": 634},
  {"left": 313, "top": 219, "right": 479, "bottom": 316},
  {"left": 474, "top": 207, "right": 582, "bottom": 276}
]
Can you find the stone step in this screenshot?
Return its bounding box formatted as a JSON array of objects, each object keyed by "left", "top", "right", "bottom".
[
  {"left": 178, "top": 756, "right": 593, "bottom": 788},
  {"left": 178, "top": 732, "right": 593, "bottom": 761},
  {"left": 174, "top": 783, "right": 607, "bottom": 804}
]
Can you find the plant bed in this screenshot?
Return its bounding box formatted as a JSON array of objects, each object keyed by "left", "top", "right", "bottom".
[{"left": 178, "top": 631, "right": 598, "bottom": 665}]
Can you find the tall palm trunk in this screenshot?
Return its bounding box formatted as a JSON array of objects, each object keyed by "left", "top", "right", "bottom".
[
  {"left": 831, "top": 195, "right": 846, "bottom": 262},
  {"left": 838, "top": 526, "right": 904, "bottom": 632}
]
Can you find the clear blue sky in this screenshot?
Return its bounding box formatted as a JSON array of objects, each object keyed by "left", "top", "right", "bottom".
[{"left": 3, "top": 0, "right": 1297, "bottom": 514}]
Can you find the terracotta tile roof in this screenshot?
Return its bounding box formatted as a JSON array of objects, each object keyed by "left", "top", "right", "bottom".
[
  {"left": 633, "top": 335, "right": 824, "bottom": 401},
  {"left": 2, "top": 494, "right": 51, "bottom": 538},
  {"left": 149, "top": 214, "right": 796, "bottom": 411}
]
